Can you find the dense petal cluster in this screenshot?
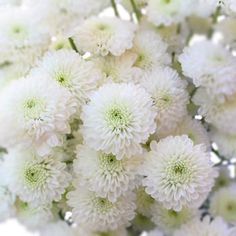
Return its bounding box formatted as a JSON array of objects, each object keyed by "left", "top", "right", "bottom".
[
  {"left": 81, "top": 83, "right": 157, "bottom": 159},
  {"left": 142, "top": 136, "right": 217, "bottom": 211}
]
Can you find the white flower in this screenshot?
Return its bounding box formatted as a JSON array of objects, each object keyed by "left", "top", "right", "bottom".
[
  {"left": 0, "top": 0, "right": 21, "bottom": 5},
  {"left": 141, "top": 67, "right": 189, "bottom": 135},
  {"left": 142, "top": 135, "right": 217, "bottom": 211},
  {"left": 210, "top": 128, "right": 236, "bottom": 159},
  {"left": 3, "top": 149, "right": 71, "bottom": 206},
  {"left": 39, "top": 221, "right": 76, "bottom": 236},
  {"left": 67, "top": 187, "right": 136, "bottom": 231},
  {"left": 0, "top": 7, "right": 49, "bottom": 65},
  {"left": 130, "top": 29, "right": 170, "bottom": 72},
  {"left": 173, "top": 216, "right": 236, "bottom": 236},
  {"left": 0, "top": 186, "right": 15, "bottom": 222},
  {"left": 81, "top": 83, "right": 157, "bottom": 159},
  {"left": 210, "top": 184, "right": 236, "bottom": 224},
  {"left": 135, "top": 187, "right": 155, "bottom": 217},
  {"left": 179, "top": 41, "right": 236, "bottom": 99},
  {"left": 220, "top": 0, "right": 236, "bottom": 16},
  {"left": 72, "top": 17, "right": 136, "bottom": 56},
  {"left": 23, "top": 0, "right": 110, "bottom": 34},
  {"left": 92, "top": 53, "right": 142, "bottom": 84},
  {"left": 76, "top": 226, "right": 128, "bottom": 236},
  {"left": 193, "top": 88, "right": 236, "bottom": 135},
  {"left": 30, "top": 49, "right": 100, "bottom": 111},
  {"left": 74, "top": 145, "right": 141, "bottom": 202},
  {"left": 158, "top": 116, "right": 210, "bottom": 149},
  {"left": 15, "top": 199, "right": 53, "bottom": 230},
  {"left": 147, "top": 0, "right": 196, "bottom": 26},
  {"left": 194, "top": 0, "right": 218, "bottom": 17},
  {"left": 0, "top": 76, "right": 77, "bottom": 156},
  {"left": 151, "top": 201, "right": 199, "bottom": 234}
]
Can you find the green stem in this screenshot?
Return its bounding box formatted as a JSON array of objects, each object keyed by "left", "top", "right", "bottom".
[
  {"left": 130, "top": 0, "right": 142, "bottom": 22},
  {"left": 68, "top": 37, "right": 79, "bottom": 53},
  {"left": 111, "top": 0, "right": 120, "bottom": 17},
  {"left": 208, "top": 6, "right": 221, "bottom": 38}
]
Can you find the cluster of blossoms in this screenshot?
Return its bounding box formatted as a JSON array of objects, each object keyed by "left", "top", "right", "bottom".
[{"left": 0, "top": 0, "right": 236, "bottom": 236}]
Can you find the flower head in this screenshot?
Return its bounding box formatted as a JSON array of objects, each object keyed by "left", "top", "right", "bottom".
[
  {"left": 81, "top": 83, "right": 157, "bottom": 159},
  {"left": 67, "top": 187, "right": 136, "bottom": 231},
  {"left": 73, "top": 17, "right": 136, "bottom": 56},
  {"left": 3, "top": 149, "right": 71, "bottom": 206},
  {"left": 0, "top": 76, "right": 77, "bottom": 155},
  {"left": 142, "top": 135, "right": 217, "bottom": 211},
  {"left": 74, "top": 145, "right": 141, "bottom": 202}
]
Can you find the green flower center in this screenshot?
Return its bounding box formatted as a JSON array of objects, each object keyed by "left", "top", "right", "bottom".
[
  {"left": 166, "top": 159, "right": 192, "bottom": 185},
  {"left": 99, "top": 153, "right": 123, "bottom": 173},
  {"left": 93, "top": 197, "right": 113, "bottom": 214},
  {"left": 9, "top": 24, "right": 28, "bottom": 40},
  {"left": 24, "top": 163, "right": 47, "bottom": 189},
  {"left": 23, "top": 97, "right": 46, "bottom": 120},
  {"left": 105, "top": 103, "right": 132, "bottom": 131},
  {"left": 54, "top": 71, "right": 71, "bottom": 87}
]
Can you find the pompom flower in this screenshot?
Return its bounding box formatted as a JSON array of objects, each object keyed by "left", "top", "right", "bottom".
[
  {"left": 74, "top": 145, "right": 141, "bottom": 202},
  {"left": 141, "top": 67, "right": 189, "bottom": 135},
  {"left": 3, "top": 149, "right": 71, "bottom": 206},
  {"left": 173, "top": 216, "right": 236, "bottom": 236},
  {"left": 193, "top": 88, "right": 236, "bottom": 135},
  {"left": 67, "top": 187, "right": 136, "bottom": 231},
  {"left": 147, "top": 0, "right": 196, "bottom": 26},
  {"left": 210, "top": 184, "right": 236, "bottom": 224},
  {"left": 130, "top": 30, "right": 170, "bottom": 72},
  {"left": 151, "top": 202, "right": 199, "bottom": 234},
  {"left": 72, "top": 17, "right": 136, "bottom": 56},
  {"left": 81, "top": 83, "right": 157, "bottom": 159},
  {"left": 142, "top": 135, "right": 217, "bottom": 211},
  {"left": 30, "top": 49, "right": 100, "bottom": 110},
  {"left": 0, "top": 76, "right": 77, "bottom": 156}
]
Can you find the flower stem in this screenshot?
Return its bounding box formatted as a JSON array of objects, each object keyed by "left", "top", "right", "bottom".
[
  {"left": 68, "top": 37, "right": 79, "bottom": 53},
  {"left": 130, "top": 0, "right": 142, "bottom": 22},
  {"left": 111, "top": 0, "right": 120, "bottom": 17}
]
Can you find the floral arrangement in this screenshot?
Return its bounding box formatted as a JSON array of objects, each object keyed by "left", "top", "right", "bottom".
[{"left": 0, "top": 0, "right": 236, "bottom": 236}]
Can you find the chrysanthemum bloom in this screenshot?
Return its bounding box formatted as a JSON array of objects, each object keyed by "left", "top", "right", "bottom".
[
  {"left": 210, "top": 184, "right": 236, "bottom": 224},
  {"left": 147, "top": 0, "right": 196, "bottom": 26},
  {"left": 193, "top": 0, "right": 218, "bottom": 18},
  {"left": 220, "top": 0, "right": 236, "bottom": 16},
  {"left": 74, "top": 145, "right": 141, "bottom": 202},
  {"left": 142, "top": 135, "right": 217, "bottom": 211},
  {"left": 0, "top": 7, "right": 50, "bottom": 65},
  {"left": 157, "top": 116, "right": 210, "bottom": 149},
  {"left": 210, "top": 128, "right": 236, "bottom": 159},
  {"left": 193, "top": 88, "right": 236, "bottom": 135},
  {"left": 67, "top": 187, "right": 136, "bottom": 231},
  {"left": 39, "top": 221, "right": 76, "bottom": 236},
  {"left": 14, "top": 199, "right": 53, "bottom": 230},
  {"left": 72, "top": 17, "right": 136, "bottom": 56},
  {"left": 179, "top": 41, "right": 236, "bottom": 100},
  {"left": 151, "top": 201, "right": 199, "bottom": 234},
  {"left": 141, "top": 67, "right": 189, "bottom": 136},
  {"left": 81, "top": 83, "right": 157, "bottom": 159},
  {"left": 148, "top": 229, "right": 164, "bottom": 236},
  {"left": 3, "top": 149, "right": 71, "bottom": 207},
  {"left": 130, "top": 30, "right": 170, "bottom": 72},
  {"left": 0, "top": 76, "right": 77, "bottom": 156},
  {"left": 93, "top": 53, "right": 142, "bottom": 84},
  {"left": 23, "top": 0, "right": 110, "bottom": 34},
  {"left": 0, "top": 186, "right": 15, "bottom": 222},
  {"left": 173, "top": 216, "right": 236, "bottom": 236},
  {"left": 30, "top": 49, "right": 100, "bottom": 111}
]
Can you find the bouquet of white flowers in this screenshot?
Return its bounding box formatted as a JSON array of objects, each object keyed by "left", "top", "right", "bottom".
[{"left": 0, "top": 0, "right": 235, "bottom": 235}]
